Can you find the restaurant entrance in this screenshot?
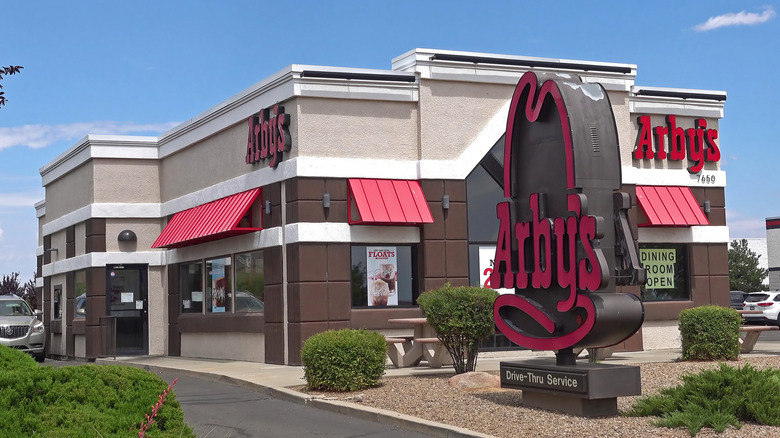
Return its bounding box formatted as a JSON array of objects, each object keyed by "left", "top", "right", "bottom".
[{"left": 106, "top": 264, "right": 148, "bottom": 355}]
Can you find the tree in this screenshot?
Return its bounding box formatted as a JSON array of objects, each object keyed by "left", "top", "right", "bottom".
[
  {"left": 728, "top": 239, "right": 769, "bottom": 292},
  {"left": 417, "top": 284, "right": 499, "bottom": 374},
  {"left": 0, "top": 65, "right": 23, "bottom": 108},
  {"left": 0, "top": 272, "right": 37, "bottom": 309},
  {"left": 0, "top": 272, "right": 21, "bottom": 295}
]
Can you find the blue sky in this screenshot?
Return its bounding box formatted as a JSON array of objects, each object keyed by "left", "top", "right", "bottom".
[{"left": 1, "top": 1, "right": 778, "bottom": 279}]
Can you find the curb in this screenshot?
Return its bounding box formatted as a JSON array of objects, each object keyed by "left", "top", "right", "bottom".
[{"left": 98, "top": 359, "right": 495, "bottom": 438}]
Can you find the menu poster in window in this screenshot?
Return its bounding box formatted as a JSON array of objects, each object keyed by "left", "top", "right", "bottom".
[
  {"left": 478, "top": 246, "right": 514, "bottom": 294},
  {"left": 211, "top": 260, "right": 226, "bottom": 312},
  {"left": 366, "top": 247, "right": 398, "bottom": 306},
  {"left": 640, "top": 248, "right": 676, "bottom": 289}
]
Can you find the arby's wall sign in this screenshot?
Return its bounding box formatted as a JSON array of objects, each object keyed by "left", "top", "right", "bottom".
[
  {"left": 633, "top": 115, "right": 720, "bottom": 174},
  {"left": 245, "top": 104, "right": 291, "bottom": 168},
  {"left": 490, "top": 71, "right": 645, "bottom": 354}
]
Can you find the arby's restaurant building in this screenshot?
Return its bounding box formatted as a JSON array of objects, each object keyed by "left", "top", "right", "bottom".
[{"left": 36, "top": 48, "right": 729, "bottom": 365}]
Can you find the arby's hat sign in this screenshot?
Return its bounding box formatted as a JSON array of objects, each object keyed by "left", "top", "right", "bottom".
[{"left": 491, "top": 71, "right": 645, "bottom": 354}]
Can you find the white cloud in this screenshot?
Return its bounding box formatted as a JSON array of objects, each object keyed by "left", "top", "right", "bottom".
[
  {"left": 726, "top": 209, "right": 768, "bottom": 238},
  {"left": 0, "top": 121, "right": 180, "bottom": 150},
  {"left": 694, "top": 6, "right": 776, "bottom": 32},
  {"left": 0, "top": 191, "right": 45, "bottom": 208},
  {"left": 0, "top": 227, "right": 4, "bottom": 241}
]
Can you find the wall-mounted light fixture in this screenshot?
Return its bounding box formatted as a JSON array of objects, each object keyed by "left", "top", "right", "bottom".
[
  {"left": 703, "top": 200, "right": 711, "bottom": 214},
  {"left": 442, "top": 195, "right": 450, "bottom": 210},
  {"left": 264, "top": 200, "right": 272, "bottom": 215},
  {"left": 43, "top": 248, "right": 59, "bottom": 254},
  {"left": 322, "top": 193, "right": 331, "bottom": 209},
  {"left": 117, "top": 230, "right": 137, "bottom": 242}
]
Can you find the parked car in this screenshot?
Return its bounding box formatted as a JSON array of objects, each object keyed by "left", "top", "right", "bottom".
[
  {"left": 742, "top": 291, "right": 780, "bottom": 325},
  {"left": 730, "top": 291, "right": 747, "bottom": 310},
  {"left": 235, "top": 290, "right": 264, "bottom": 313},
  {"left": 0, "top": 294, "right": 46, "bottom": 362},
  {"left": 75, "top": 293, "right": 86, "bottom": 318}
]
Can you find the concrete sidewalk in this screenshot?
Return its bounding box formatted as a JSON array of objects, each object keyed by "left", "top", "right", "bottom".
[{"left": 94, "top": 342, "right": 779, "bottom": 438}]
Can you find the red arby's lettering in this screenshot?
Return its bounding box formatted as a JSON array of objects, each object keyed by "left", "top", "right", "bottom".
[
  {"left": 246, "top": 104, "right": 291, "bottom": 168},
  {"left": 633, "top": 115, "right": 720, "bottom": 174},
  {"left": 491, "top": 193, "right": 608, "bottom": 310}
]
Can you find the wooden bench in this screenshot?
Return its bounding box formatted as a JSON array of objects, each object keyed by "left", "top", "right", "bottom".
[{"left": 739, "top": 325, "right": 779, "bottom": 353}]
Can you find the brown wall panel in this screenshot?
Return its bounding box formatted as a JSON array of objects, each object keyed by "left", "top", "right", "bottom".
[
  {"left": 85, "top": 235, "right": 106, "bottom": 253},
  {"left": 690, "top": 276, "right": 711, "bottom": 307},
  {"left": 177, "top": 313, "right": 265, "bottom": 333},
  {"left": 705, "top": 187, "right": 725, "bottom": 208},
  {"left": 85, "top": 325, "right": 101, "bottom": 359},
  {"left": 351, "top": 307, "right": 422, "bottom": 329},
  {"left": 86, "top": 218, "right": 106, "bottom": 237},
  {"left": 708, "top": 243, "right": 728, "bottom": 276},
  {"left": 327, "top": 282, "right": 351, "bottom": 321},
  {"left": 327, "top": 244, "right": 350, "bottom": 282},
  {"left": 643, "top": 301, "right": 694, "bottom": 320},
  {"left": 689, "top": 244, "right": 709, "bottom": 277},
  {"left": 85, "top": 296, "right": 106, "bottom": 327},
  {"left": 422, "top": 240, "right": 446, "bottom": 278},
  {"left": 263, "top": 284, "right": 283, "bottom": 323},
  {"left": 709, "top": 276, "right": 730, "bottom": 307},
  {"left": 445, "top": 240, "right": 468, "bottom": 278},
  {"left": 264, "top": 322, "right": 284, "bottom": 365}
]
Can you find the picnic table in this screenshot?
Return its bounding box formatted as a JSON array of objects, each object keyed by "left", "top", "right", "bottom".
[
  {"left": 385, "top": 317, "right": 452, "bottom": 368},
  {"left": 737, "top": 310, "right": 778, "bottom": 353}
]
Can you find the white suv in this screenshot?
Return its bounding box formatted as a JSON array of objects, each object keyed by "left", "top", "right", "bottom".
[
  {"left": 0, "top": 294, "right": 46, "bottom": 362},
  {"left": 742, "top": 291, "right": 780, "bottom": 326}
]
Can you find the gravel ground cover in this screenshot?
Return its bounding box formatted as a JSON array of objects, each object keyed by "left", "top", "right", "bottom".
[{"left": 298, "top": 356, "right": 780, "bottom": 438}]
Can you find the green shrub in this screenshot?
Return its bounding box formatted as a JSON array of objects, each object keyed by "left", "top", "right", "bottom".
[
  {"left": 679, "top": 305, "right": 740, "bottom": 361},
  {"left": 0, "top": 345, "right": 193, "bottom": 437},
  {"left": 626, "top": 363, "right": 780, "bottom": 435},
  {"left": 301, "top": 329, "right": 387, "bottom": 391},
  {"left": 416, "top": 284, "right": 499, "bottom": 374}
]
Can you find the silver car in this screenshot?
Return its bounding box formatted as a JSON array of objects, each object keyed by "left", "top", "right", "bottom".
[{"left": 0, "top": 294, "right": 45, "bottom": 362}]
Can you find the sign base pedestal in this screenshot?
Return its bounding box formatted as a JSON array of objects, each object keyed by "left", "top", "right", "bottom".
[{"left": 500, "top": 359, "right": 641, "bottom": 417}]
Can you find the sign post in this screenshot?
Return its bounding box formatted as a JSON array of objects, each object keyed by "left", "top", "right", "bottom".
[{"left": 491, "top": 71, "right": 646, "bottom": 416}]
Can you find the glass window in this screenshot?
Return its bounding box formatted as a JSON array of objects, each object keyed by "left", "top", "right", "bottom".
[
  {"left": 234, "top": 251, "right": 264, "bottom": 313},
  {"left": 179, "top": 262, "right": 203, "bottom": 314},
  {"left": 351, "top": 245, "right": 416, "bottom": 307},
  {"left": 639, "top": 244, "right": 689, "bottom": 301},
  {"left": 206, "top": 257, "right": 232, "bottom": 313},
  {"left": 75, "top": 270, "right": 86, "bottom": 318},
  {"left": 53, "top": 285, "right": 62, "bottom": 319}
]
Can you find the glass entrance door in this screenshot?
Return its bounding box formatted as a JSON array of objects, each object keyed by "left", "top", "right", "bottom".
[{"left": 106, "top": 264, "right": 148, "bottom": 355}]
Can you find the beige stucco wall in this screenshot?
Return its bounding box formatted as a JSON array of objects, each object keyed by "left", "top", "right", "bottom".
[
  {"left": 105, "top": 219, "right": 163, "bottom": 253},
  {"left": 160, "top": 122, "right": 259, "bottom": 202},
  {"left": 44, "top": 162, "right": 94, "bottom": 223},
  {"left": 295, "top": 97, "right": 418, "bottom": 160},
  {"left": 180, "top": 332, "right": 265, "bottom": 362},
  {"left": 74, "top": 222, "right": 86, "bottom": 256},
  {"left": 148, "top": 267, "right": 166, "bottom": 356},
  {"left": 93, "top": 159, "right": 161, "bottom": 203},
  {"left": 49, "top": 230, "right": 67, "bottom": 263},
  {"left": 641, "top": 320, "right": 682, "bottom": 350},
  {"left": 608, "top": 90, "right": 633, "bottom": 165},
  {"left": 418, "top": 79, "right": 514, "bottom": 160}
]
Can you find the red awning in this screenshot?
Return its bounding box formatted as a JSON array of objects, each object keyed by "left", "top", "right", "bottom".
[
  {"left": 635, "top": 185, "right": 709, "bottom": 227},
  {"left": 152, "top": 188, "right": 262, "bottom": 249},
  {"left": 348, "top": 179, "right": 434, "bottom": 225}
]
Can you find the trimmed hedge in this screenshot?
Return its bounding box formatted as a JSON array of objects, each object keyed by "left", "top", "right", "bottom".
[
  {"left": 0, "top": 345, "right": 192, "bottom": 437},
  {"left": 301, "top": 329, "right": 387, "bottom": 391},
  {"left": 679, "top": 305, "right": 740, "bottom": 361},
  {"left": 417, "top": 284, "right": 498, "bottom": 374}
]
